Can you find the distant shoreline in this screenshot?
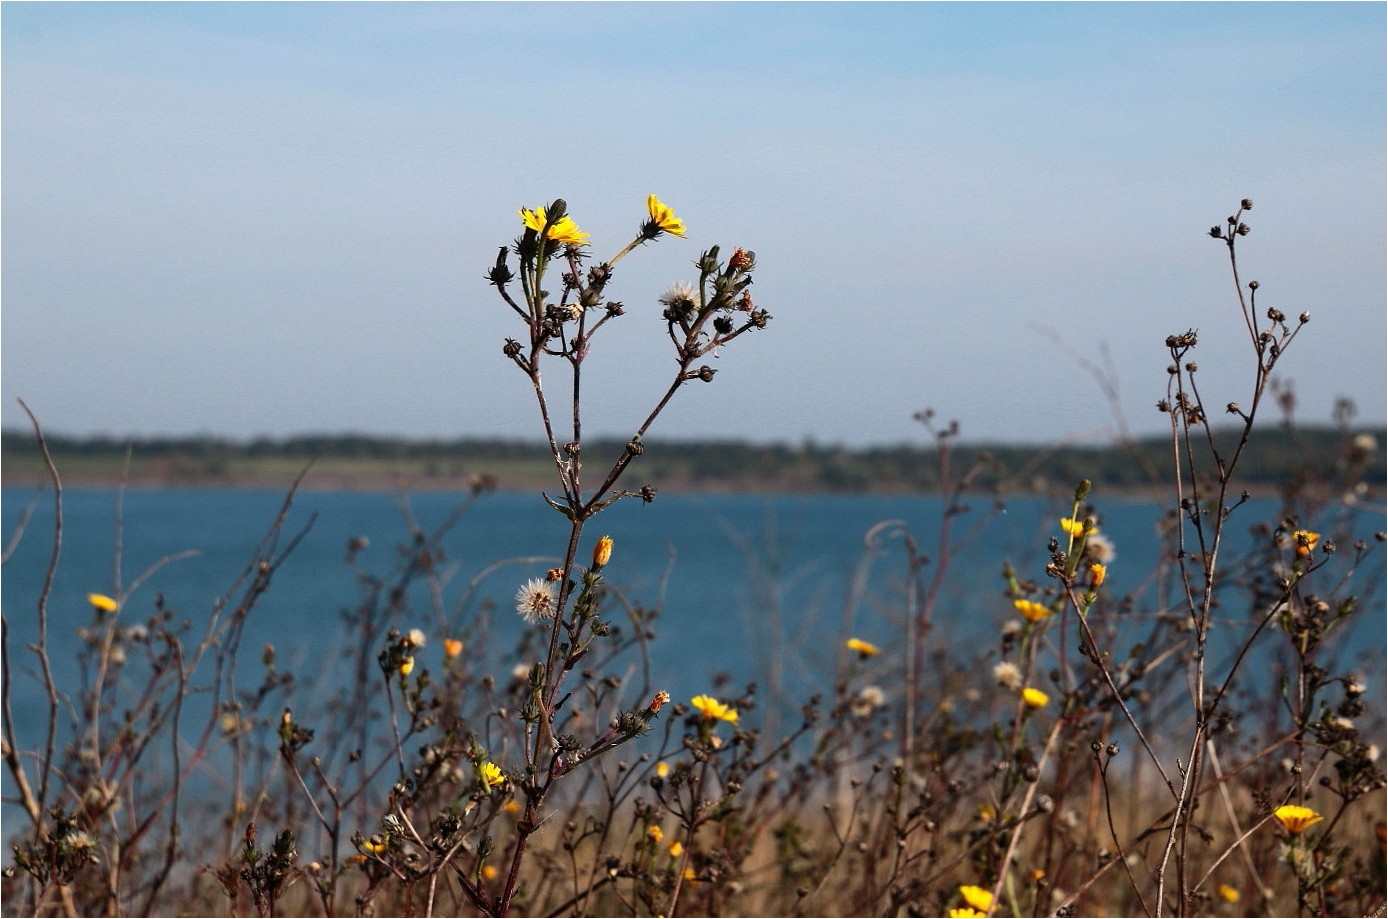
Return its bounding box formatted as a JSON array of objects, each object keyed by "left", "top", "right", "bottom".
[{"left": 3, "top": 426, "right": 1382, "bottom": 501}]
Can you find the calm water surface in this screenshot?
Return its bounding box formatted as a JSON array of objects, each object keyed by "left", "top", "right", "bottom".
[{"left": 3, "top": 485, "right": 1383, "bottom": 800}]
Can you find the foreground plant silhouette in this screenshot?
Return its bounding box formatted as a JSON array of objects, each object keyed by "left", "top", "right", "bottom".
[{"left": 478, "top": 194, "right": 771, "bottom": 914}]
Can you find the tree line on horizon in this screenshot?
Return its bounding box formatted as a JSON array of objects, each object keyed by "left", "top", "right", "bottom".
[{"left": 2, "top": 424, "right": 1382, "bottom": 493}]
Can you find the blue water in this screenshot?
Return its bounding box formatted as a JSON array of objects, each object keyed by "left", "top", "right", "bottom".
[{"left": 3, "top": 485, "right": 1384, "bottom": 833}]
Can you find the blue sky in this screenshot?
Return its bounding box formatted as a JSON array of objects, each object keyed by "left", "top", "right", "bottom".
[{"left": 3, "top": 2, "right": 1384, "bottom": 447}]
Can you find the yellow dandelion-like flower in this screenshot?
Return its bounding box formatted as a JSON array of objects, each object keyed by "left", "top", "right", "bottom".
[
  {"left": 958, "top": 884, "right": 994, "bottom": 913},
  {"left": 503, "top": 799, "right": 521, "bottom": 815},
  {"left": 656, "top": 761, "right": 671, "bottom": 778},
  {"left": 646, "top": 824, "right": 663, "bottom": 844},
  {"left": 592, "top": 535, "right": 613, "bottom": 568},
  {"left": 846, "top": 637, "right": 881, "bottom": 657},
  {"left": 668, "top": 840, "right": 684, "bottom": 858},
  {"left": 519, "top": 205, "right": 589, "bottom": 246},
  {"left": 1013, "top": 599, "right": 1052, "bottom": 622},
  {"left": 360, "top": 835, "right": 388, "bottom": 856},
  {"left": 690, "top": 694, "right": 739, "bottom": 724},
  {"left": 443, "top": 638, "right": 464, "bottom": 658},
  {"left": 1088, "top": 562, "right": 1107, "bottom": 587},
  {"left": 1273, "top": 804, "right": 1323, "bottom": 834},
  {"left": 949, "top": 910, "right": 986, "bottom": 919},
  {"left": 1022, "top": 687, "right": 1050, "bottom": 709},
  {"left": 645, "top": 194, "right": 686, "bottom": 238},
  {"left": 1217, "top": 883, "right": 1240, "bottom": 903},
  {"left": 481, "top": 864, "right": 499, "bottom": 881},
  {"left": 398, "top": 656, "right": 414, "bottom": 676},
  {"left": 88, "top": 593, "right": 118, "bottom": 613},
  {"left": 479, "top": 761, "right": 505, "bottom": 789},
  {"left": 1059, "top": 517, "right": 1090, "bottom": 538},
  {"left": 1292, "top": 529, "right": 1320, "bottom": 558}
]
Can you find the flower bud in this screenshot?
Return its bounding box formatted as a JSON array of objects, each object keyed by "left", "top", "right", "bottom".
[{"left": 592, "top": 535, "right": 613, "bottom": 568}]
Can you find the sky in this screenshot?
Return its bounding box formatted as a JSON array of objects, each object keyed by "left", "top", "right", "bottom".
[{"left": 3, "top": 2, "right": 1384, "bottom": 449}]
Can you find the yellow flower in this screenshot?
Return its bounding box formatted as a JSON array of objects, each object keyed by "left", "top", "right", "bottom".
[
  {"left": 846, "top": 637, "right": 881, "bottom": 657},
  {"left": 443, "top": 638, "right": 464, "bottom": 658},
  {"left": 1273, "top": 804, "right": 1323, "bottom": 834},
  {"left": 958, "top": 884, "right": 994, "bottom": 913},
  {"left": 1292, "top": 529, "right": 1320, "bottom": 558},
  {"left": 479, "top": 761, "right": 505, "bottom": 789},
  {"left": 1022, "top": 687, "right": 1049, "bottom": 709},
  {"left": 949, "top": 910, "right": 986, "bottom": 919},
  {"left": 646, "top": 194, "right": 686, "bottom": 238},
  {"left": 1087, "top": 562, "right": 1107, "bottom": 587},
  {"left": 519, "top": 205, "right": 589, "bottom": 246},
  {"left": 1217, "top": 883, "right": 1240, "bottom": 903},
  {"left": 646, "top": 824, "right": 663, "bottom": 844},
  {"left": 1013, "top": 599, "right": 1052, "bottom": 622},
  {"left": 655, "top": 761, "right": 670, "bottom": 778},
  {"left": 1059, "top": 517, "right": 1090, "bottom": 538},
  {"left": 398, "top": 656, "right": 414, "bottom": 676},
  {"left": 690, "top": 694, "right": 739, "bottom": 724},
  {"left": 592, "top": 535, "right": 613, "bottom": 568},
  {"left": 88, "top": 593, "right": 118, "bottom": 613},
  {"left": 503, "top": 799, "right": 521, "bottom": 815},
  {"left": 481, "top": 864, "right": 498, "bottom": 881},
  {"left": 668, "top": 840, "right": 684, "bottom": 858},
  {"left": 360, "top": 834, "right": 388, "bottom": 855}
]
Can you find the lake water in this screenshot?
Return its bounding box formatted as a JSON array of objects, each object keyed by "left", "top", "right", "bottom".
[{"left": 3, "top": 484, "right": 1384, "bottom": 825}]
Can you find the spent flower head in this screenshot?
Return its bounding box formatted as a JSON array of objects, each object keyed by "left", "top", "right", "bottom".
[
  {"left": 850, "top": 685, "right": 886, "bottom": 717},
  {"left": 993, "top": 661, "right": 1023, "bottom": 690},
  {"left": 1084, "top": 532, "right": 1116, "bottom": 564},
  {"left": 516, "top": 577, "right": 559, "bottom": 624},
  {"left": 659, "top": 281, "right": 699, "bottom": 317}
]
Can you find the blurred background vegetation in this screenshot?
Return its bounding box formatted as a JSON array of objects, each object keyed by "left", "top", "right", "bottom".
[{"left": 3, "top": 425, "right": 1382, "bottom": 494}]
